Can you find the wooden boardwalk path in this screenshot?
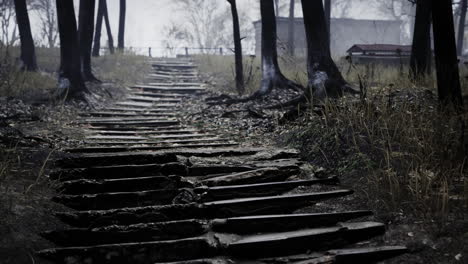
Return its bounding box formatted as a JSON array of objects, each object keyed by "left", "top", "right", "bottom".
[{"left": 38, "top": 59, "right": 406, "bottom": 263}]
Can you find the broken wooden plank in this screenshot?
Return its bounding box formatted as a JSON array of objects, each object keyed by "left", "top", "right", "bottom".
[
  {"left": 50, "top": 162, "right": 188, "bottom": 181},
  {"left": 200, "top": 167, "right": 300, "bottom": 186},
  {"left": 55, "top": 190, "right": 353, "bottom": 228},
  {"left": 197, "top": 177, "right": 339, "bottom": 201},
  {"left": 67, "top": 143, "right": 240, "bottom": 154},
  {"left": 56, "top": 152, "right": 179, "bottom": 168},
  {"left": 58, "top": 175, "right": 190, "bottom": 195}
]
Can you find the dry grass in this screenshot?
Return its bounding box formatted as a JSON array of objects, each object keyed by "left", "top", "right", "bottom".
[
  {"left": 194, "top": 54, "right": 308, "bottom": 95},
  {"left": 196, "top": 54, "right": 468, "bottom": 225},
  {"left": 0, "top": 46, "right": 148, "bottom": 98}
]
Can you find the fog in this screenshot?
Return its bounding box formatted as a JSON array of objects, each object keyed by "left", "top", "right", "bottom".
[{"left": 20, "top": 0, "right": 410, "bottom": 57}]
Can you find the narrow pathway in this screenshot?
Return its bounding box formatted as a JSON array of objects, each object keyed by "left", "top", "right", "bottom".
[{"left": 38, "top": 59, "right": 406, "bottom": 263}]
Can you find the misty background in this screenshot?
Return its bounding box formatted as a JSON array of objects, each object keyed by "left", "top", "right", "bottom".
[{"left": 3, "top": 0, "right": 415, "bottom": 57}]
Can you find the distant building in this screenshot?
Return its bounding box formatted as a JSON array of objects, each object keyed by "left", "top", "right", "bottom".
[
  {"left": 347, "top": 44, "right": 412, "bottom": 65},
  {"left": 253, "top": 17, "right": 402, "bottom": 57}
]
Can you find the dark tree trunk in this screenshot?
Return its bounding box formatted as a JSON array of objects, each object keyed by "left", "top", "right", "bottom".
[
  {"left": 103, "top": 0, "right": 114, "bottom": 54},
  {"left": 13, "top": 0, "right": 37, "bottom": 71},
  {"left": 432, "top": 0, "right": 463, "bottom": 107},
  {"left": 457, "top": 0, "right": 467, "bottom": 56},
  {"left": 79, "top": 0, "right": 99, "bottom": 82},
  {"left": 227, "top": 0, "right": 244, "bottom": 95},
  {"left": 324, "top": 0, "right": 331, "bottom": 47},
  {"left": 56, "top": 0, "right": 88, "bottom": 98},
  {"left": 118, "top": 0, "right": 126, "bottom": 51},
  {"left": 410, "top": 0, "right": 432, "bottom": 79},
  {"left": 256, "top": 0, "right": 301, "bottom": 96},
  {"left": 92, "top": 0, "right": 104, "bottom": 57},
  {"left": 287, "top": 0, "right": 295, "bottom": 57},
  {"left": 301, "top": 0, "right": 350, "bottom": 99}
]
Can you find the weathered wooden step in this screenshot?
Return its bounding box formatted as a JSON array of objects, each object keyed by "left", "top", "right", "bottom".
[
  {"left": 199, "top": 167, "right": 300, "bottom": 186},
  {"left": 58, "top": 148, "right": 288, "bottom": 168},
  {"left": 54, "top": 177, "right": 335, "bottom": 210},
  {"left": 38, "top": 222, "right": 384, "bottom": 264},
  {"left": 53, "top": 189, "right": 185, "bottom": 210},
  {"left": 297, "top": 246, "right": 408, "bottom": 264},
  {"left": 115, "top": 101, "right": 178, "bottom": 108},
  {"left": 67, "top": 143, "right": 240, "bottom": 154},
  {"left": 58, "top": 175, "right": 190, "bottom": 194},
  {"left": 127, "top": 96, "right": 182, "bottom": 103},
  {"left": 86, "top": 125, "right": 188, "bottom": 131},
  {"left": 42, "top": 219, "right": 210, "bottom": 247},
  {"left": 43, "top": 211, "right": 372, "bottom": 247},
  {"left": 132, "top": 92, "right": 189, "bottom": 98},
  {"left": 196, "top": 177, "right": 339, "bottom": 201},
  {"left": 88, "top": 129, "right": 200, "bottom": 135},
  {"left": 56, "top": 152, "right": 179, "bottom": 168},
  {"left": 104, "top": 107, "right": 177, "bottom": 113},
  {"left": 50, "top": 162, "right": 187, "bottom": 181},
  {"left": 81, "top": 111, "right": 176, "bottom": 117},
  {"left": 85, "top": 134, "right": 217, "bottom": 141},
  {"left": 131, "top": 84, "right": 205, "bottom": 93},
  {"left": 80, "top": 117, "right": 176, "bottom": 123},
  {"left": 38, "top": 237, "right": 215, "bottom": 264},
  {"left": 225, "top": 222, "right": 386, "bottom": 258},
  {"left": 82, "top": 119, "right": 180, "bottom": 127},
  {"left": 153, "top": 63, "right": 197, "bottom": 69},
  {"left": 55, "top": 190, "right": 353, "bottom": 227}
]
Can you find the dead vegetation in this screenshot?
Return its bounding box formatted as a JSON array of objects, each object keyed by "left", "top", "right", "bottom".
[
  {"left": 194, "top": 54, "right": 468, "bottom": 262},
  {"left": 0, "top": 46, "right": 149, "bottom": 99}
]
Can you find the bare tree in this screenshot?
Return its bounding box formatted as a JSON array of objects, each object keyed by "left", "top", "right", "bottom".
[
  {"left": 0, "top": 0, "right": 19, "bottom": 48},
  {"left": 432, "top": 0, "right": 463, "bottom": 107},
  {"left": 92, "top": 0, "right": 114, "bottom": 56},
  {"left": 301, "top": 0, "right": 352, "bottom": 100},
  {"left": 117, "top": 0, "right": 125, "bottom": 51},
  {"left": 287, "top": 0, "right": 295, "bottom": 57},
  {"left": 55, "top": 0, "right": 88, "bottom": 99},
  {"left": 78, "top": 0, "right": 99, "bottom": 82},
  {"left": 324, "top": 0, "right": 331, "bottom": 46},
  {"left": 227, "top": 0, "right": 244, "bottom": 94},
  {"left": 410, "top": 0, "right": 432, "bottom": 79},
  {"left": 373, "top": 0, "right": 415, "bottom": 43},
  {"left": 165, "top": 0, "right": 253, "bottom": 54},
  {"left": 255, "top": 0, "right": 300, "bottom": 97},
  {"left": 457, "top": 0, "right": 467, "bottom": 55},
  {"left": 13, "top": 0, "right": 37, "bottom": 70},
  {"left": 31, "top": 0, "right": 58, "bottom": 48}
]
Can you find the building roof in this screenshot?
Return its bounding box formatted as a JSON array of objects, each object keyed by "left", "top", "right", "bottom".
[
  {"left": 347, "top": 44, "right": 412, "bottom": 53},
  {"left": 253, "top": 17, "right": 402, "bottom": 25}
]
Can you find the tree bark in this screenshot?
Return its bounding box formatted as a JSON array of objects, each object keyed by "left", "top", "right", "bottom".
[
  {"left": 324, "top": 0, "right": 331, "bottom": 47},
  {"left": 457, "top": 0, "right": 467, "bottom": 56},
  {"left": 287, "top": 0, "right": 295, "bottom": 57},
  {"left": 92, "top": 0, "right": 104, "bottom": 57},
  {"left": 410, "top": 0, "right": 432, "bottom": 79},
  {"left": 118, "top": 0, "right": 126, "bottom": 51},
  {"left": 227, "top": 0, "right": 244, "bottom": 95},
  {"left": 256, "top": 0, "right": 301, "bottom": 96},
  {"left": 432, "top": 0, "right": 463, "bottom": 107},
  {"left": 13, "top": 0, "right": 37, "bottom": 71},
  {"left": 301, "top": 0, "right": 350, "bottom": 99},
  {"left": 79, "top": 0, "right": 99, "bottom": 82},
  {"left": 56, "top": 0, "right": 88, "bottom": 98}
]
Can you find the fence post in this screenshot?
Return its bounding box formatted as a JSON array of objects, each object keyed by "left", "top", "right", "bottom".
[
  {"left": 148, "top": 47, "right": 152, "bottom": 57},
  {"left": 185, "top": 47, "right": 189, "bottom": 56}
]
